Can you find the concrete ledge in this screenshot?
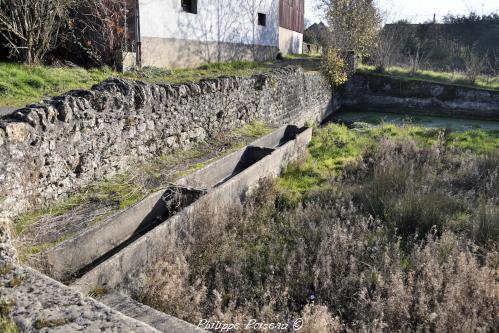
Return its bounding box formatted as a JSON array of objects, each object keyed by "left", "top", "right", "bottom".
[
  {"left": 342, "top": 73, "right": 499, "bottom": 120},
  {"left": 99, "top": 293, "right": 207, "bottom": 333},
  {"left": 177, "top": 125, "right": 306, "bottom": 189},
  {"left": 177, "top": 146, "right": 275, "bottom": 189},
  {"left": 1, "top": 263, "right": 160, "bottom": 332}
]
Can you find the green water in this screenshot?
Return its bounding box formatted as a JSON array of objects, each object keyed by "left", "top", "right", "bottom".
[{"left": 333, "top": 111, "right": 499, "bottom": 132}]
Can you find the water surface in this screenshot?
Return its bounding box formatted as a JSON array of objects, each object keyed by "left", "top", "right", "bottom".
[{"left": 333, "top": 111, "right": 499, "bottom": 132}]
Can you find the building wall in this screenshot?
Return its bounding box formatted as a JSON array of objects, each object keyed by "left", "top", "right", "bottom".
[
  {"left": 278, "top": 27, "right": 303, "bottom": 54},
  {"left": 138, "top": 0, "right": 280, "bottom": 67},
  {"left": 278, "top": 0, "right": 304, "bottom": 34},
  {"left": 141, "top": 37, "right": 278, "bottom": 68},
  {"left": 278, "top": 0, "right": 304, "bottom": 54}
]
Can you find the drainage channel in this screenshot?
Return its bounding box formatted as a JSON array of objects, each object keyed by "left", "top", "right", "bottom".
[
  {"left": 37, "top": 125, "right": 309, "bottom": 283},
  {"left": 70, "top": 124, "right": 312, "bottom": 293}
]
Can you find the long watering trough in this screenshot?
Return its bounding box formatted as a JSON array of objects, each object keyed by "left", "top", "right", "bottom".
[
  {"left": 36, "top": 186, "right": 205, "bottom": 282},
  {"left": 68, "top": 124, "right": 312, "bottom": 295}
]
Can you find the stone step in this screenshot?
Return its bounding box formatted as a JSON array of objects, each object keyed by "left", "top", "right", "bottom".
[{"left": 98, "top": 293, "right": 207, "bottom": 333}]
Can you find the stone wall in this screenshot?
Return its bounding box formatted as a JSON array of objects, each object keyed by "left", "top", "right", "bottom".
[
  {"left": 0, "top": 67, "right": 335, "bottom": 218},
  {"left": 342, "top": 73, "right": 499, "bottom": 120}
]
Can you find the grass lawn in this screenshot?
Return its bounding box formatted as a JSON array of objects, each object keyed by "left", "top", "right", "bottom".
[
  {"left": 0, "top": 56, "right": 325, "bottom": 109},
  {"left": 357, "top": 64, "right": 499, "bottom": 91},
  {"left": 0, "top": 63, "right": 112, "bottom": 108},
  {"left": 0, "top": 61, "right": 273, "bottom": 109}
]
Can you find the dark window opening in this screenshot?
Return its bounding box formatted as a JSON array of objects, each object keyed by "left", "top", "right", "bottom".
[
  {"left": 258, "top": 13, "right": 267, "bottom": 26},
  {"left": 182, "top": 0, "right": 197, "bottom": 14}
]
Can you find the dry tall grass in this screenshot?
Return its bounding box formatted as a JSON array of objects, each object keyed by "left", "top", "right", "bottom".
[{"left": 141, "top": 135, "right": 499, "bottom": 332}]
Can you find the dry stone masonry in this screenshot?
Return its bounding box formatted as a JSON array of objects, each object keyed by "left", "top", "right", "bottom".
[
  {"left": 0, "top": 67, "right": 335, "bottom": 219},
  {"left": 342, "top": 73, "right": 499, "bottom": 120}
]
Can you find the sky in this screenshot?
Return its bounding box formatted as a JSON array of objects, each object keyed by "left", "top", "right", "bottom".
[{"left": 305, "top": 0, "right": 499, "bottom": 25}]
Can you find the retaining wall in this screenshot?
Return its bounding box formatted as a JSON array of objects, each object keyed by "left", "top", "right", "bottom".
[
  {"left": 0, "top": 67, "right": 335, "bottom": 218},
  {"left": 342, "top": 73, "right": 499, "bottom": 120}
]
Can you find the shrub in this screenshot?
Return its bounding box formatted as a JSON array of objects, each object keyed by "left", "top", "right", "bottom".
[
  {"left": 0, "top": 0, "right": 74, "bottom": 64},
  {"left": 322, "top": 49, "right": 348, "bottom": 87}
]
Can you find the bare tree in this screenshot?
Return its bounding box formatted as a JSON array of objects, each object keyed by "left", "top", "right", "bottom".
[
  {"left": 371, "top": 25, "right": 399, "bottom": 72},
  {"left": 407, "top": 42, "right": 428, "bottom": 75},
  {"left": 461, "top": 45, "right": 486, "bottom": 84},
  {"left": 0, "top": 0, "right": 74, "bottom": 64},
  {"left": 65, "top": 0, "right": 128, "bottom": 68},
  {"left": 371, "top": 1, "right": 400, "bottom": 72},
  {"left": 484, "top": 49, "right": 498, "bottom": 85}
]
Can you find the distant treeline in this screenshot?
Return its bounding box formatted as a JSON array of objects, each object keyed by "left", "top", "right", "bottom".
[{"left": 383, "top": 13, "right": 499, "bottom": 72}]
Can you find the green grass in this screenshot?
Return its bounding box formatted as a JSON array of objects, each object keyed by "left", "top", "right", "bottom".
[
  {"left": 123, "top": 61, "right": 272, "bottom": 85},
  {"left": 17, "top": 236, "right": 71, "bottom": 262},
  {"left": 448, "top": 129, "right": 499, "bottom": 152},
  {"left": 0, "top": 63, "right": 112, "bottom": 108},
  {"left": 0, "top": 61, "right": 273, "bottom": 108},
  {"left": 231, "top": 120, "right": 272, "bottom": 138},
  {"left": 357, "top": 64, "right": 499, "bottom": 91},
  {"left": 0, "top": 318, "right": 18, "bottom": 333},
  {"left": 279, "top": 124, "right": 366, "bottom": 196},
  {"left": 0, "top": 57, "right": 325, "bottom": 109},
  {"left": 279, "top": 123, "right": 499, "bottom": 201},
  {"left": 283, "top": 53, "right": 321, "bottom": 60}
]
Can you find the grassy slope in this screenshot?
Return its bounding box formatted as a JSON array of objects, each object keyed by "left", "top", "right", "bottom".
[
  {"left": 0, "top": 61, "right": 273, "bottom": 108},
  {"left": 0, "top": 63, "right": 111, "bottom": 108},
  {"left": 358, "top": 64, "right": 499, "bottom": 91}
]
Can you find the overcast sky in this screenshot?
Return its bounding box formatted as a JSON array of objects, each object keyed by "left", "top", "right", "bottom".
[{"left": 305, "top": 0, "right": 499, "bottom": 25}]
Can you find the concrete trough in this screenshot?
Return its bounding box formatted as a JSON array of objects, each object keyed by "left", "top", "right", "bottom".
[
  {"left": 177, "top": 125, "right": 306, "bottom": 189},
  {"left": 71, "top": 125, "right": 313, "bottom": 295},
  {"left": 251, "top": 124, "right": 309, "bottom": 149},
  {"left": 36, "top": 186, "right": 205, "bottom": 282},
  {"left": 177, "top": 146, "right": 274, "bottom": 189}
]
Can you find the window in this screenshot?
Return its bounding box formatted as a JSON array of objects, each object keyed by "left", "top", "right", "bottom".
[
  {"left": 258, "top": 13, "right": 266, "bottom": 26},
  {"left": 181, "top": 0, "right": 197, "bottom": 14}
]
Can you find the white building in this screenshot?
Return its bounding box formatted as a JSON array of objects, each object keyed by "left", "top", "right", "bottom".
[{"left": 125, "top": 0, "right": 303, "bottom": 69}]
